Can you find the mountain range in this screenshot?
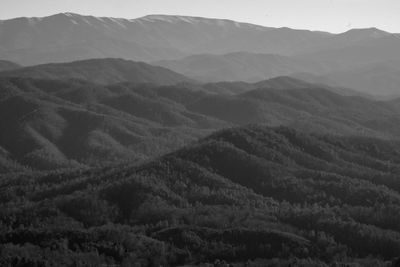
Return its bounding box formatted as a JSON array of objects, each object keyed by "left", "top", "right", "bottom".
[
  {"left": 0, "top": 58, "right": 193, "bottom": 85},
  {"left": 2, "top": 59, "right": 400, "bottom": 172},
  {"left": 153, "top": 50, "right": 400, "bottom": 96},
  {"left": 154, "top": 52, "right": 329, "bottom": 83},
  {"left": 1, "top": 13, "right": 400, "bottom": 95},
  {"left": 295, "top": 60, "right": 400, "bottom": 96},
  {"left": 2, "top": 12, "right": 400, "bottom": 266},
  {"left": 0, "top": 13, "right": 398, "bottom": 65},
  {"left": 0, "top": 12, "right": 334, "bottom": 65},
  {"left": 0, "top": 75, "right": 225, "bottom": 172}
]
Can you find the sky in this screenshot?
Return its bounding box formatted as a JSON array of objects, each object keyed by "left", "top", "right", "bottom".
[{"left": 0, "top": 0, "right": 399, "bottom": 33}]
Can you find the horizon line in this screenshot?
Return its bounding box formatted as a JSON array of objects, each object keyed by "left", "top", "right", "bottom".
[{"left": 0, "top": 12, "right": 397, "bottom": 35}]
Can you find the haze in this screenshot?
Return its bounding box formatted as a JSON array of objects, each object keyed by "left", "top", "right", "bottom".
[{"left": 0, "top": 0, "right": 399, "bottom": 33}]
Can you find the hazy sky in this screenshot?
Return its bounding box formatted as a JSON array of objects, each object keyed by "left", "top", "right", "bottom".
[{"left": 0, "top": 0, "right": 399, "bottom": 33}]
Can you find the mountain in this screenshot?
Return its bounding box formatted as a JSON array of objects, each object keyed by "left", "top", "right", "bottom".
[
  {"left": 332, "top": 27, "right": 391, "bottom": 42},
  {"left": 154, "top": 49, "right": 400, "bottom": 98},
  {"left": 320, "top": 61, "right": 400, "bottom": 96},
  {"left": 292, "top": 60, "right": 400, "bottom": 96},
  {"left": 0, "top": 60, "right": 20, "bottom": 71},
  {"left": 0, "top": 13, "right": 185, "bottom": 65},
  {"left": 0, "top": 77, "right": 226, "bottom": 172},
  {"left": 3, "top": 73, "right": 400, "bottom": 172},
  {"left": 297, "top": 31, "right": 400, "bottom": 67},
  {"left": 0, "top": 13, "right": 333, "bottom": 65},
  {"left": 201, "top": 76, "right": 369, "bottom": 97},
  {"left": 154, "top": 52, "right": 332, "bottom": 83},
  {"left": 294, "top": 28, "right": 400, "bottom": 96},
  {"left": 2, "top": 125, "right": 400, "bottom": 265},
  {"left": 0, "top": 58, "right": 193, "bottom": 85},
  {"left": 302, "top": 28, "right": 392, "bottom": 53},
  {"left": 255, "top": 76, "right": 371, "bottom": 97},
  {"left": 3, "top": 11, "right": 400, "bottom": 266},
  {"left": 187, "top": 84, "right": 400, "bottom": 138},
  {"left": 1, "top": 13, "right": 399, "bottom": 97},
  {"left": 1, "top": 13, "right": 398, "bottom": 67}
]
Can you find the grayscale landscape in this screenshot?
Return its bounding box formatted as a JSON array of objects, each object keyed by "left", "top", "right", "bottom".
[{"left": 1, "top": 1, "right": 400, "bottom": 266}]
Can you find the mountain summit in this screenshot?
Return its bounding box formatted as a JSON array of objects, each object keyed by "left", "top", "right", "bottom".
[
  {"left": 1, "top": 13, "right": 397, "bottom": 66},
  {"left": 0, "top": 13, "right": 339, "bottom": 65}
]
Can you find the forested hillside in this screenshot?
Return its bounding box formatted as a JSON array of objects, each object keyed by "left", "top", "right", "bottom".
[
  {"left": 188, "top": 84, "right": 400, "bottom": 138},
  {"left": 0, "top": 77, "right": 226, "bottom": 172},
  {"left": 0, "top": 60, "right": 20, "bottom": 72},
  {"left": 0, "top": 58, "right": 193, "bottom": 85},
  {"left": 2, "top": 8, "right": 400, "bottom": 267},
  {"left": 4, "top": 72, "right": 400, "bottom": 172},
  {"left": 1, "top": 125, "right": 400, "bottom": 265}
]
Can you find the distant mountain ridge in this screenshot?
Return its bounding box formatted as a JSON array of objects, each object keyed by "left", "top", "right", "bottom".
[
  {"left": 2, "top": 13, "right": 399, "bottom": 95},
  {"left": 292, "top": 60, "right": 400, "bottom": 96},
  {"left": 155, "top": 52, "right": 311, "bottom": 82},
  {"left": 0, "top": 58, "right": 193, "bottom": 85},
  {"left": 0, "top": 60, "right": 20, "bottom": 71},
  {"left": 202, "top": 76, "right": 370, "bottom": 98},
  {"left": 154, "top": 51, "right": 355, "bottom": 83},
  {"left": 154, "top": 50, "right": 400, "bottom": 96},
  {"left": 1, "top": 13, "right": 398, "bottom": 66}
]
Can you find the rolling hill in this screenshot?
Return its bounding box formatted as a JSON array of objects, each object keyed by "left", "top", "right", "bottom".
[
  {"left": 0, "top": 60, "right": 20, "bottom": 71},
  {"left": 187, "top": 83, "right": 400, "bottom": 138},
  {"left": 3, "top": 73, "right": 400, "bottom": 172},
  {"left": 317, "top": 61, "right": 400, "bottom": 96},
  {"left": 155, "top": 51, "right": 400, "bottom": 96},
  {"left": 200, "top": 76, "right": 370, "bottom": 97},
  {"left": 2, "top": 125, "right": 400, "bottom": 265},
  {"left": 0, "top": 77, "right": 226, "bottom": 172},
  {"left": 154, "top": 52, "right": 358, "bottom": 83},
  {"left": 0, "top": 58, "right": 193, "bottom": 85},
  {"left": 2, "top": 10, "right": 400, "bottom": 267},
  {"left": 154, "top": 52, "right": 328, "bottom": 82},
  {"left": 291, "top": 60, "right": 400, "bottom": 97}
]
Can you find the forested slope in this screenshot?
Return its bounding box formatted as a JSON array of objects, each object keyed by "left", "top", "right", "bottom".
[{"left": 1, "top": 125, "right": 400, "bottom": 265}]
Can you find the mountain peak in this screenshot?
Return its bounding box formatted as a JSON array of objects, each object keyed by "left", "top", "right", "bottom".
[
  {"left": 340, "top": 27, "right": 390, "bottom": 38},
  {"left": 137, "top": 14, "right": 267, "bottom": 29},
  {"left": 138, "top": 14, "right": 203, "bottom": 24},
  {"left": 46, "top": 12, "right": 85, "bottom": 19},
  {"left": 60, "top": 12, "right": 81, "bottom": 17}
]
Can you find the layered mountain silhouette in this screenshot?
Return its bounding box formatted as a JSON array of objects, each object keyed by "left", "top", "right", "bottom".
[
  {"left": 299, "top": 29, "right": 400, "bottom": 65},
  {"left": 155, "top": 51, "right": 400, "bottom": 86},
  {"left": 0, "top": 13, "right": 326, "bottom": 65},
  {"left": 1, "top": 13, "right": 400, "bottom": 95},
  {"left": 202, "top": 76, "right": 369, "bottom": 97},
  {"left": 154, "top": 52, "right": 330, "bottom": 83},
  {"left": 1, "top": 13, "right": 398, "bottom": 66},
  {"left": 0, "top": 58, "right": 193, "bottom": 85},
  {"left": 2, "top": 11, "right": 400, "bottom": 265},
  {"left": 2, "top": 68, "right": 400, "bottom": 172},
  {"left": 155, "top": 51, "right": 400, "bottom": 96},
  {"left": 295, "top": 60, "right": 400, "bottom": 96},
  {"left": 188, "top": 78, "right": 400, "bottom": 138}
]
